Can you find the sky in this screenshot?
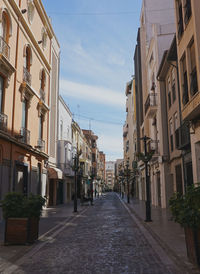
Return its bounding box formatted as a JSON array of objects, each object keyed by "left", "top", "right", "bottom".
[{"left": 42, "top": 0, "right": 142, "bottom": 161}]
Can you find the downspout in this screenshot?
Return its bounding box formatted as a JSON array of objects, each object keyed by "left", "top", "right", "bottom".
[{"left": 10, "top": 0, "right": 21, "bottom": 191}]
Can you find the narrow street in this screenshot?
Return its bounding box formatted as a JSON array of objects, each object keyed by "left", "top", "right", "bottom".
[{"left": 3, "top": 193, "right": 181, "bottom": 274}]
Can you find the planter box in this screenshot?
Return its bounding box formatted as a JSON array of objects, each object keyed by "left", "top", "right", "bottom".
[
  {"left": 5, "top": 217, "right": 39, "bottom": 245},
  {"left": 184, "top": 227, "right": 200, "bottom": 266}
]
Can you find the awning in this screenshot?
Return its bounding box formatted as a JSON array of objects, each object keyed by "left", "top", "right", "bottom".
[{"left": 48, "top": 167, "right": 63, "bottom": 179}]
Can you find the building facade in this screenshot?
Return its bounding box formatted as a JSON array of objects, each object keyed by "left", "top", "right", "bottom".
[
  {"left": 174, "top": 0, "right": 200, "bottom": 185},
  {"left": 0, "top": 0, "right": 60, "bottom": 216}
]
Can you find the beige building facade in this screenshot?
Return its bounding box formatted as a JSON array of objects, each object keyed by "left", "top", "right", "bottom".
[
  {"left": 174, "top": 0, "right": 200, "bottom": 185},
  {"left": 0, "top": 0, "right": 59, "bottom": 216}
]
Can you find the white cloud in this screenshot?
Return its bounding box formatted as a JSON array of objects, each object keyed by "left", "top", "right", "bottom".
[
  {"left": 98, "top": 134, "right": 123, "bottom": 156},
  {"left": 60, "top": 79, "right": 125, "bottom": 107}
]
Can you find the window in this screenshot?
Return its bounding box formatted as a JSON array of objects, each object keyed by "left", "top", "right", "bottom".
[
  {"left": 174, "top": 112, "right": 179, "bottom": 149},
  {"left": 40, "top": 69, "right": 46, "bottom": 90},
  {"left": 23, "top": 45, "right": 32, "bottom": 85},
  {"left": 177, "top": 0, "right": 184, "bottom": 39},
  {"left": 0, "top": 76, "right": 4, "bottom": 113},
  {"left": 189, "top": 40, "right": 198, "bottom": 96},
  {"left": 168, "top": 78, "right": 172, "bottom": 108},
  {"left": 40, "top": 69, "right": 46, "bottom": 101},
  {"left": 172, "top": 68, "right": 176, "bottom": 102},
  {"left": 169, "top": 118, "right": 174, "bottom": 152},
  {"left": 41, "top": 28, "right": 47, "bottom": 49},
  {"left": 184, "top": 0, "right": 192, "bottom": 25},
  {"left": 181, "top": 54, "right": 189, "bottom": 105},
  {"left": 1, "top": 11, "right": 9, "bottom": 42},
  {"left": 24, "top": 46, "right": 31, "bottom": 72},
  {"left": 22, "top": 99, "right": 28, "bottom": 129},
  {"left": 0, "top": 11, "right": 11, "bottom": 59},
  {"left": 27, "top": 0, "right": 35, "bottom": 24},
  {"left": 39, "top": 115, "right": 43, "bottom": 140},
  {"left": 60, "top": 120, "right": 63, "bottom": 140}
]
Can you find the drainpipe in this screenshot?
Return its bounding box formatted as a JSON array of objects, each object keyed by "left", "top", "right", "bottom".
[{"left": 10, "top": 0, "right": 21, "bottom": 191}]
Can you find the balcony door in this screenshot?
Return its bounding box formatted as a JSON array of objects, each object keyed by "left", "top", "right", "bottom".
[{"left": 22, "top": 99, "right": 28, "bottom": 129}]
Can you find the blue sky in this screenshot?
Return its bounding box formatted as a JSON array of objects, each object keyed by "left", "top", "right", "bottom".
[{"left": 42, "top": 0, "right": 142, "bottom": 161}]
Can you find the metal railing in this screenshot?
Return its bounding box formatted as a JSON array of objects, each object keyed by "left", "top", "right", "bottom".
[
  {"left": 0, "top": 36, "right": 10, "bottom": 60},
  {"left": 40, "top": 88, "right": 45, "bottom": 102},
  {"left": 0, "top": 112, "right": 8, "bottom": 131},
  {"left": 176, "top": 122, "right": 190, "bottom": 150},
  {"left": 20, "top": 127, "right": 30, "bottom": 145},
  {"left": 37, "top": 139, "right": 45, "bottom": 152},
  {"left": 145, "top": 93, "right": 158, "bottom": 114},
  {"left": 148, "top": 140, "right": 159, "bottom": 155},
  {"left": 23, "top": 67, "right": 32, "bottom": 86}
]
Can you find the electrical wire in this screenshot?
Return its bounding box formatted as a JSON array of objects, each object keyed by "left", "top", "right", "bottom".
[{"left": 73, "top": 113, "right": 124, "bottom": 125}]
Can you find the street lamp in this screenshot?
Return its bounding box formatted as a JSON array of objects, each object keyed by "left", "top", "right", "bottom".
[
  {"left": 125, "top": 163, "right": 130, "bottom": 204},
  {"left": 73, "top": 148, "right": 82, "bottom": 213},
  {"left": 140, "top": 135, "right": 152, "bottom": 222}
]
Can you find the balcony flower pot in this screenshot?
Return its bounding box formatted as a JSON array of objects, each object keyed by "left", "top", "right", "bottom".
[
  {"left": 1, "top": 192, "right": 46, "bottom": 245},
  {"left": 169, "top": 184, "right": 200, "bottom": 266}
]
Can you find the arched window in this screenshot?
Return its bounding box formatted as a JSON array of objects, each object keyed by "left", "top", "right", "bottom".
[
  {"left": 1, "top": 11, "right": 9, "bottom": 43},
  {"left": 23, "top": 45, "right": 32, "bottom": 85}
]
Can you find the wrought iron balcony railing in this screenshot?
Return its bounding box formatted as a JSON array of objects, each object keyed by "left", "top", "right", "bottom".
[
  {"left": 176, "top": 122, "right": 190, "bottom": 150},
  {"left": 37, "top": 139, "right": 45, "bottom": 152},
  {"left": 40, "top": 88, "right": 45, "bottom": 102},
  {"left": 23, "top": 67, "right": 32, "bottom": 86},
  {"left": 20, "top": 127, "right": 30, "bottom": 145},
  {"left": 0, "top": 36, "right": 10, "bottom": 60},
  {"left": 145, "top": 93, "right": 158, "bottom": 115},
  {"left": 0, "top": 112, "right": 8, "bottom": 132}
]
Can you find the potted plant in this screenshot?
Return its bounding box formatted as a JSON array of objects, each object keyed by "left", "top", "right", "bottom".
[
  {"left": 0, "top": 192, "right": 46, "bottom": 245},
  {"left": 169, "top": 184, "right": 200, "bottom": 266}
]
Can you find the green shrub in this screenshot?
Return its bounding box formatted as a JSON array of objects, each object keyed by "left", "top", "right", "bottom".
[
  {"left": 169, "top": 184, "right": 200, "bottom": 229},
  {"left": 0, "top": 192, "right": 46, "bottom": 219}
]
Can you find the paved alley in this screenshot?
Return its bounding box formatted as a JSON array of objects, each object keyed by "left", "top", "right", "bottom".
[{"left": 2, "top": 193, "right": 185, "bottom": 274}]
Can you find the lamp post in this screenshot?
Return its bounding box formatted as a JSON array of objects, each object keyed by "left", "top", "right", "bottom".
[
  {"left": 125, "top": 163, "right": 130, "bottom": 204},
  {"left": 140, "top": 135, "right": 152, "bottom": 222},
  {"left": 90, "top": 168, "right": 94, "bottom": 205},
  {"left": 73, "top": 148, "right": 82, "bottom": 213}
]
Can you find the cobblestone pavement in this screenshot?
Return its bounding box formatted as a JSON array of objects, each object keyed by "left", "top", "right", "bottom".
[{"left": 4, "top": 193, "right": 182, "bottom": 274}]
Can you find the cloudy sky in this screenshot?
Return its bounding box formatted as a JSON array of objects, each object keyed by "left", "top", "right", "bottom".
[{"left": 42, "top": 0, "right": 142, "bottom": 161}]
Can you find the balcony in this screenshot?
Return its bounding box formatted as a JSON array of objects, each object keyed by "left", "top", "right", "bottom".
[
  {"left": 0, "top": 36, "right": 10, "bottom": 60},
  {"left": 145, "top": 93, "right": 158, "bottom": 118},
  {"left": 176, "top": 122, "right": 190, "bottom": 150},
  {"left": 23, "top": 67, "right": 32, "bottom": 86},
  {"left": 149, "top": 140, "right": 159, "bottom": 155},
  {"left": 36, "top": 139, "right": 45, "bottom": 152},
  {"left": 20, "top": 127, "right": 30, "bottom": 145},
  {"left": 40, "top": 88, "right": 45, "bottom": 102},
  {"left": 0, "top": 112, "right": 8, "bottom": 132}
]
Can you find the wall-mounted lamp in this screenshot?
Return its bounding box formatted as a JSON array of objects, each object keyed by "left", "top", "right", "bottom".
[{"left": 21, "top": 9, "right": 27, "bottom": 14}]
